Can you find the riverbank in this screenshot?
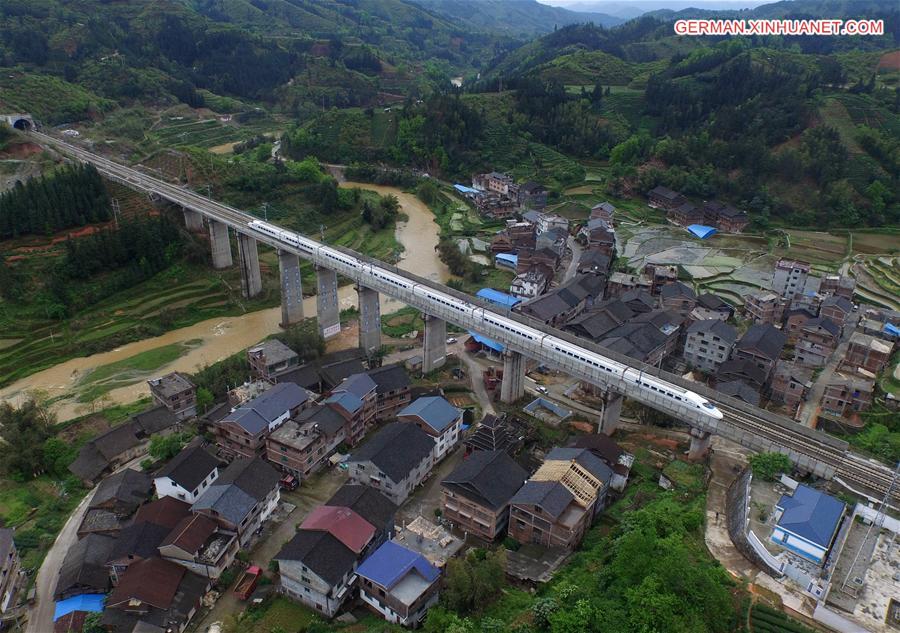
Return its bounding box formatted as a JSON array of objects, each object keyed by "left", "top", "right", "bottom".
[{"left": 1, "top": 182, "right": 449, "bottom": 422}]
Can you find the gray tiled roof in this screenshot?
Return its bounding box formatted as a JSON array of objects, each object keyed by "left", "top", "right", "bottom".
[
  {"left": 131, "top": 406, "right": 179, "bottom": 436},
  {"left": 349, "top": 423, "right": 434, "bottom": 482},
  {"left": 297, "top": 404, "right": 346, "bottom": 436},
  {"left": 222, "top": 383, "right": 308, "bottom": 435},
  {"left": 509, "top": 481, "right": 573, "bottom": 519},
  {"left": 326, "top": 484, "right": 397, "bottom": 534},
  {"left": 334, "top": 373, "right": 377, "bottom": 399},
  {"left": 156, "top": 440, "right": 220, "bottom": 492},
  {"left": 442, "top": 451, "right": 528, "bottom": 510},
  {"left": 660, "top": 282, "right": 696, "bottom": 300},
  {"left": 737, "top": 324, "right": 787, "bottom": 362},
  {"left": 192, "top": 458, "right": 279, "bottom": 524},
  {"left": 55, "top": 533, "right": 116, "bottom": 599},
  {"left": 90, "top": 468, "right": 152, "bottom": 514},
  {"left": 367, "top": 364, "right": 411, "bottom": 394},
  {"left": 275, "top": 530, "right": 356, "bottom": 585},
  {"left": 717, "top": 380, "right": 760, "bottom": 406},
  {"left": 687, "top": 319, "right": 737, "bottom": 344}
]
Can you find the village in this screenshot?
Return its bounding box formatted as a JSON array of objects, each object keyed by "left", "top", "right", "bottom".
[{"left": 1, "top": 170, "right": 896, "bottom": 633}]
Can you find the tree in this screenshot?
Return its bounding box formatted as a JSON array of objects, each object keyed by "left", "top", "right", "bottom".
[
  {"left": 0, "top": 399, "right": 55, "bottom": 481},
  {"left": 417, "top": 180, "right": 439, "bottom": 205},
  {"left": 749, "top": 452, "right": 792, "bottom": 481},
  {"left": 82, "top": 613, "right": 105, "bottom": 633},
  {"left": 442, "top": 549, "right": 506, "bottom": 614},
  {"left": 148, "top": 431, "right": 193, "bottom": 462},
  {"left": 196, "top": 387, "right": 214, "bottom": 414},
  {"left": 43, "top": 438, "right": 77, "bottom": 478}
]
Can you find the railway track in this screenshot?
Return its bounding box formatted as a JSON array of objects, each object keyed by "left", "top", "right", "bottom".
[{"left": 33, "top": 131, "right": 899, "bottom": 501}]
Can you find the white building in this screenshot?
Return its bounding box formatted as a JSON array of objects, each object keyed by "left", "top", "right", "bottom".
[
  {"left": 772, "top": 259, "right": 810, "bottom": 300},
  {"left": 153, "top": 440, "right": 220, "bottom": 504},
  {"left": 398, "top": 397, "right": 463, "bottom": 461}
]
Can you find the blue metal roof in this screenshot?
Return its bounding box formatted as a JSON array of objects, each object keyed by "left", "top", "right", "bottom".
[
  {"left": 885, "top": 323, "right": 899, "bottom": 337},
  {"left": 468, "top": 331, "right": 504, "bottom": 353},
  {"left": 476, "top": 288, "right": 520, "bottom": 308},
  {"left": 325, "top": 391, "right": 363, "bottom": 414},
  {"left": 454, "top": 184, "right": 479, "bottom": 195},
  {"left": 399, "top": 396, "right": 460, "bottom": 433},
  {"left": 494, "top": 253, "right": 518, "bottom": 268},
  {"left": 775, "top": 484, "right": 846, "bottom": 548},
  {"left": 356, "top": 541, "right": 439, "bottom": 590},
  {"left": 54, "top": 594, "right": 105, "bottom": 621},
  {"left": 224, "top": 382, "right": 308, "bottom": 434},
  {"left": 687, "top": 224, "right": 717, "bottom": 239}
]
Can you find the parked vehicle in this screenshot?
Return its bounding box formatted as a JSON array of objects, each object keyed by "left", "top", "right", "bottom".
[
  {"left": 234, "top": 566, "right": 263, "bottom": 600},
  {"left": 279, "top": 474, "right": 298, "bottom": 491}
]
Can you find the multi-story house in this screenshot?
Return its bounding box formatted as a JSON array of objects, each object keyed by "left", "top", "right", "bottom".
[
  {"left": 276, "top": 530, "right": 359, "bottom": 618},
  {"left": 683, "top": 320, "right": 738, "bottom": 373},
  {"left": 154, "top": 439, "right": 220, "bottom": 504},
  {"left": 715, "top": 358, "right": 768, "bottom": 392},
  {"left": 325, "top": 373, "right": 378, "bottom": 447},
  {"left": 819, "top": 275, "right": 856, "bottom": 299},
  {"left": 158, "top": 514, "right": 238, "bottom": 580},
  {"left": 819, "top": 295, "right": 853, "bottom": 330},
  {"left": 795, "top": 317, "right": 840, "bottom": 368},
  {"left": 441, "top": 450, "right": 528, "bottom": 541},
  {"left": 690, "top": 293, "right": 734, "bottom": 322},
  {"left": 367, "top": 364, "right": 412, "bottom": 421},
  {"left": 744, "top": 292, "right": 784, "bottom": 325},
  {"left": 191, "top": 457, "right": 281, "bottom": 546},
  {"left": 356, "top": 541, "right": 442, "bottom": 628},
  {"left": 148, "top": 372, "right": 197, "bottom": 421},
  {"left": 247, "top": 339, "right": 300, "bottom": 380},
  {"left": 214, "top": 383, "right": 309, "bottom": 459},
  {"left": 348, "top": 423, "right": 435, "bottom": 505},
  {"left": 648, "top": 186, "right": 686, "bottom": 211},
  {"left": 266, "top": 405, "right": 346, "bottom": 481},
  {"left": 643, "top": 263, "right": 678, "bottom": 295},
  {"left": 590, "top": 202, "right": 615, "bottom": 221},
  {"left": 397, "top": 396, "right": 463, "bottom": 462},
  {"left": 784, "top": 308, "right": 817, "bottom": 345},
  {"left": 733, "top": 324, "right": 787, "bottom": 378},
  {"left": 702, "top": 200, "right": 748, "bottom": 233},
  {"left": 772, "top": 259, "right": 810, "bottom": 300},
  {"left": 821, "top": 374, "right": 875, "bottom": 417},
  {"left": 660, "top": 282, "right": 697, "bottom": 317},
  {"left": 0, "top": 530, "right": 20, "bottom": 615},
  {"left": 769, "top": 362, "right": 813, "bottom": 415},
  {"left": 667, "top": 201, "right": 702, "bottom": 226},
  {"left": 508, "top": 448, "right": 612, "bottom": 550},
  {"left": 518, "top": 181, "right": 548, "bottom": 210},
  {"left": 510, "top": 267, "right": 552, "bottom": 299},
  {"left": 842, "top": 332, "right": 892, "bottom": 375}
]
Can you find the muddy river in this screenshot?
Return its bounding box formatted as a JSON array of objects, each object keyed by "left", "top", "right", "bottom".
[{"left": 0, "top": 183, "right": 448, "bottom": 421}]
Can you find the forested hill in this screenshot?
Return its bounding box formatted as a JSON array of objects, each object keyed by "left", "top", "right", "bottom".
[
  {"left": 411, "top": 0, "right": 623, "bottom": 34},
  {"left": 0, "top": 0, "right": 517, "bottom": 115}
]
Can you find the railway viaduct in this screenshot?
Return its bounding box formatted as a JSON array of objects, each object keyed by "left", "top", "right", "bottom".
[{"left": 31, "top": 131, "right": 898, "bottom": 502}]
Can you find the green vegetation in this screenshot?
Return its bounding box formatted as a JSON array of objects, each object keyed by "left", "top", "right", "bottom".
[
  {"left": 750, "top": 603, "right": 816, "bottom": 633},
  {"left": 0, "top": 163, "right": 109, "bottom": 239},
  {"left": 749, "top": 453, "right": 793, "bottom": 482}
]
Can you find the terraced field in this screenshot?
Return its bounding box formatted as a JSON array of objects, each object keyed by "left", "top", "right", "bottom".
[{"left": 0, "top": 263, "right": 277, "bottom": 388}]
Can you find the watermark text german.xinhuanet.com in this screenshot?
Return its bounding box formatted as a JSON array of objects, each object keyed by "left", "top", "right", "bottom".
[{"left": 674, "top": 19, "right": 885, "bottom": 36}]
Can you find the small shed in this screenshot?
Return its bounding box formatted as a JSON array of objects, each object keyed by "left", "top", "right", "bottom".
[
  {"left": 494, "top": 253, "right": 518, "bottom": 270},
  {"left": 687, "top": 224, "right": 717, "bottom": 239}
]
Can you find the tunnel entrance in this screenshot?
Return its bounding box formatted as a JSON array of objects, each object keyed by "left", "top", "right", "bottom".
[{"left": 12, "top": 118, "right": 32, "bottom": 131}]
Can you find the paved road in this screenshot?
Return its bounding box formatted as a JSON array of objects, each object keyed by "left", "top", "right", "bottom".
[
  {"left": 797, "top": 315, "right": 859, "bottom": 428},
  {"left": 26, "top": 453, "right": 147, "bottom": 633},
  {"left": 26, "top": 488, "right": 96, "bottom": 633},
  {"left": 563, "top": 236, "right": 582, "bottom": 283}
]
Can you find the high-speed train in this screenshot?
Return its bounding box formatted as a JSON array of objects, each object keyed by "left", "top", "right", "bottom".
[{"left": 248, "top": 219, "right": 723, "bottom": 420}]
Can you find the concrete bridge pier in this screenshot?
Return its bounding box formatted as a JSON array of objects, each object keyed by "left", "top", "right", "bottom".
[
  {"left": 422, "top": 314, "right": 447, "bottom": 375},
  {"left": 208, "top": 219, "right": 233, "bottom": 269},
  {"left": 237, "top": 233, "right": 262, "bottom": 299},
  {"left": 316, "top": 266, "right": 340, "bottom": 339},
  {"left": 598, "top": 392, "right": 624, "bottom": 434},
  {"left": 183, "top": 208, "right": 204, "bottom": 232},
  {"left": 357, "top": 285, "right": 381, "bottom": 357},
  {"left": 278, "top": 250, "right": 304, "bottom": 327},
  {"left": 688, "top": 428, "right": 712, "bottom": 461},
  {"left": 500, "top": 350, "right": 526, "bottom": 404}
]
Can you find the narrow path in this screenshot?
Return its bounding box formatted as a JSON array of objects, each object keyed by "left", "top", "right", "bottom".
[{"left": 796, "top": 315, "right": 859, "bottom": 428}]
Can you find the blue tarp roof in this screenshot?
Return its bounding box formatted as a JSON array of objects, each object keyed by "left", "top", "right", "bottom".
[
  {"left": 54, "top": 594, "right": 105, "bottom": 621},
  {"left": 468, "top": 331, "right": 504, "bottom": 353},
  {"left": 775, "top": 484, "right": 846, "bottom": 548},
  {"left": 687, "top": 224, "right": 717, "bottom": 239},
  {"left": 494, "top": 253, "right": 518, "bottom": 268},
  {"left": 399, "top": 396, "right": 460, "bottom": 432},
  {"left": 885, "top": 323, "right": 899, "bottom": 336},
  {"left": 454, "top": 184, "right": 479, "bottom": 195},
  {"left": 356, "top": 541, "right": 439, "bottom": 590},
  {"left": 476, "top": 288, "right": 520, "bottom": 308}
]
